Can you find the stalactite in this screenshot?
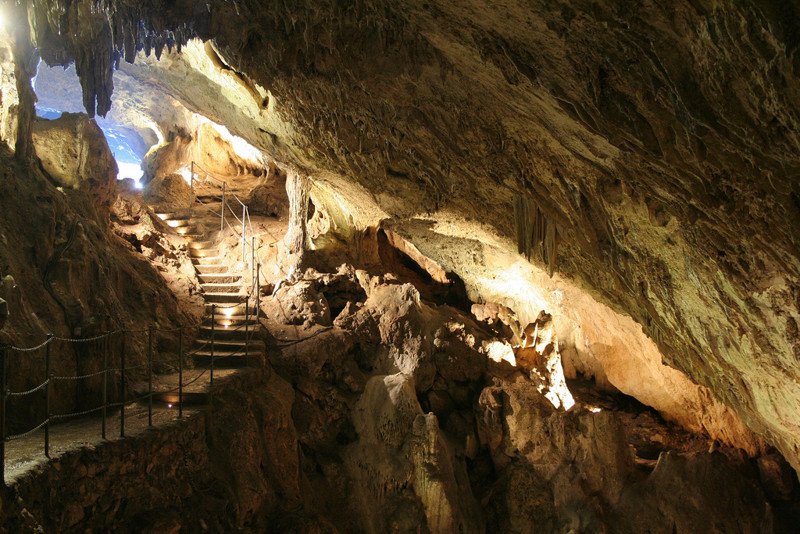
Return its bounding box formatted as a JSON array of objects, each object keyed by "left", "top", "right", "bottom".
[{"left": 514, "top": 194, "right": 559, "bottom": 277}]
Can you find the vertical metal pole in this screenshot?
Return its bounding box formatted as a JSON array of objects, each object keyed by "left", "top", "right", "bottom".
[
  {"left": 178, "top": 326, "right": 183, "bottom": 419},
  {"left": 256, "top": 263, "right": 260, "bottom": 318},
  {"left": 147, "top": 326, "right": 154, "bottom": 427},
  {"left": 221, "top": 182, "right": 226, "bottom": 232},
  {"left": 210, "top": 305, "right": 216, "bottom": 389},
  {"left": 242, "top": 204, "right": 247, "bottom": 263},
  {"left": 120, "top": 331, "right": 126, "bottom": 438},
  {"left": 44, "top": 334, "right": 52, "bottom": 458},
  {"left": 102, "top": 334, "right": 108, "bottom": 439},
  {"left": 244, "top": 295, "right": 250, "bottom": 362},
  {"left": 0, "top": 344, "right": 7, "bottom": 486},
  {"left": 251, "top": 235, "right": 256, "bottom": 290}
]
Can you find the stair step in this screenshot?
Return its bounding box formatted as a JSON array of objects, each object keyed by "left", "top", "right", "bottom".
[
  {"left": 193, "top": 338, "right": 264, "bottom": 349},
  {"left": 156, "top": 212, "right": 192, "bottom": 221},
  {"left": 195, "top": 265, "right": 229, "bottom": 275},
  {"left": 199, "top": 322, "right": 260, "bottom": 332},
  {"left": 198, "top": 274, "right": 242, "bottom": 284},
  {"left": 202, "top": 283, "right": 242, "bottom": 293},
  {"left": 202, "top": 313, "right": 258, "bottom": 325},
  {"left": 189, "top": 240, "right": 217, "bottom": 249},
  {"left": 190, "top": 249, "right": 223, "bottom": 259},
  {"left": 204, "top": 302, "right": 253, "bottom": 314},
  {"left": 203, "top": 292, "right": 248, "bottom": 303},
  {"left": 197, "top": 325, "right": 261, "bottom": 339},
  {"left": 193, "top": 346, "right": 263, "bottom": 358},
  {"left": 192, "top": 254, "right": 224, "bottom": 262}
]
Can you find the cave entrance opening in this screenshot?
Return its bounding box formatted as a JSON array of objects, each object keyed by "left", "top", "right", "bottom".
[{"left": 32, "top": 62, "right": 158, "bottom": 189}]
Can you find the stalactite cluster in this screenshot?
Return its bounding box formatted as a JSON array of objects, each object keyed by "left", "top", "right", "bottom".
[
  {"left": 30, "top": 0, "right": 212, "bottom": 117},
  {"left": 514, "top": 195, "right": 558, "bottom": 276}
]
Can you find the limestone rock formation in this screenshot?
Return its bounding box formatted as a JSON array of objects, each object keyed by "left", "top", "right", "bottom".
[
  {"left": 26, "top": 0, "right": 800, "bottom": 469},
  {"left": 32, "top": 112, "right": 117, "bottom": 209}
]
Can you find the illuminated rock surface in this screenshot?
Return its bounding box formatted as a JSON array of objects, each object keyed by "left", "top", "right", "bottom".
[{"left": 0, "top": 0, "right": 798, "bottom": 531}]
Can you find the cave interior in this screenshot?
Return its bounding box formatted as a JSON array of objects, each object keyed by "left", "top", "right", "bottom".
[{"left": 0, "top": 1, "right": 799, "bottom": 532}]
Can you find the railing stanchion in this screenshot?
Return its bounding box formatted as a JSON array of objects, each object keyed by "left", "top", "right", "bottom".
[
  {"left": 256, "top": 263, "right": 261, "bottom": 368},
  {"left": 44, "top": 334, "right": 53, "bottom": 458},
  {"left": 102, "top": 334, "right": 108, "bottom": 440},
  {"left": 221, "top": 182, "right": 226, "bottom": 232},
  {"left": 245, "top": 296, "right": 250, "bottom": 364},
  {"left": 0, "top": 343, "right": 7, "bottom": 486},
  {"left": 242, "top": 204, "right": 247, "bottom": 263},
  {"left": 251, "top": 235, "right": 256, "bottom": 290},
  {"left": 120, "top": 331, "right": 126, "bottom": 438},
  {"left": 210, "top": 305, "right": 216, "bottom": 407},
  {"left": 147, "top": 326, "right": 154, "bottom": 427},
  {"left": 178, "top": 326, "right": 184, "bottom": 419}
]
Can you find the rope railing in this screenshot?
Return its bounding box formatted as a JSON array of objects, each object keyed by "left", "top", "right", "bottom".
[{"left": 0, "top": 313, "right": 265, "bottom": 486}]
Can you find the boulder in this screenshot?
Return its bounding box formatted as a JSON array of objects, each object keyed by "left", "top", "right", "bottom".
[{"left": 32, "top": 113, "right": 118, "bottom": 209}]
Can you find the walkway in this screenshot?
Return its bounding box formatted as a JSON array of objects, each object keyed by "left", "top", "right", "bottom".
[{"left": 1, "top": 162, "right": 273, "bottom": 486}]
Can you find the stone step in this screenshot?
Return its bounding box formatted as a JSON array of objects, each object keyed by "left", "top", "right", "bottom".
[
  {"left": 202, "top": 312, "right": 258, "bottom": 325},
  {"left": 164, "top": 218, "right": 194, "bottom": 229},
  {"left": 190, "top": 249, "right": 224, "bottom": 259},
  {"left": 198, "top": 273, "right": 242, "bottom": 284},
  {"left": 194, "top": 264, "right": 228, "bottom": 274},
  {"left": 188, "top": 240, "right": 217, "bottom": 249},
  {"left": 203, "top": 292, "right": 247, "bottom": 304},
  {"left": 197, "top": 325, "right": 261, "bottom": 339},
  {"left": 193, "top": 339, "right": 265, "bottom": 351},
  {"left": 204, "top": 303, "right": 254, "bottom": 317},
  {"left": 201, "top": 282, "right": 242, "bottom": 294},
  {"left": 156, "top": 211, "right": 192, "bottom": 221}
]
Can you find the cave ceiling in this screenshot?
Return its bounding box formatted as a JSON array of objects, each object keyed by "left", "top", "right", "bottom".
[{"left": 23, "top": 0, "right": 800, "bottom": 469}]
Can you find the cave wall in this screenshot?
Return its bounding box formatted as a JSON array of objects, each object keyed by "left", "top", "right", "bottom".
[{"left": 24, "top": 0, "right": 800, "bottom": 469}]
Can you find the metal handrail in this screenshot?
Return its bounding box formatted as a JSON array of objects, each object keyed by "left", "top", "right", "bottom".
[
  {"left": 189, "top": 160, "right": 262, "bottom": 291},
  {"left": 0, "top": 310, "right": 267, "bottom": 486}
]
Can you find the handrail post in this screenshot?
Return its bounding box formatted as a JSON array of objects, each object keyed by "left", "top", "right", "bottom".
[
  {"left": 210, "top": 305, "right": 216, "bottom": 407},
  {"left": 221, "top": 182, "right": 226, "bottom": 232},
  {"left": 256, "top": 263, "right": 261, "bottom": 368},
  {"left": 120, "top": 331, "right": 126, "bottom": 438},
  {"left": 251, "top": 235, "right": 256, "bottom": 291},
  {"left": 178, "top": 326, "right": 183, "bottom": 419},
  {"left": 241, "top": 204, "right": 246, "bottom": 263},
  {"left": 102, "top": 334, "right": 108, "bottom": 440},
  {"left": 244, "top": 295, "right": 250, "bottom": 364},
  {"left": 147, "top": 326, "right": 154, "bottom": 427},
  {"left": 0, "top": 343, "right": 7, "bottom": 486},
  {"left": 44, "top": 334, "right": 53, "bottom": 458}
]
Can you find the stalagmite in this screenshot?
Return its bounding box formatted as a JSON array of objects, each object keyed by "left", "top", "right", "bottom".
[
  {"left": 283, "top": 170, "right": 310, "bottom": 269},
  {"left": 10, "top": 1, "right": 38, "bottom": 163}
]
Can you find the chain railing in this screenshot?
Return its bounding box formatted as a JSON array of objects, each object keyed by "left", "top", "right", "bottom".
[{"left": 0, "top": 315, "right": 265, "bottom": 486}]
